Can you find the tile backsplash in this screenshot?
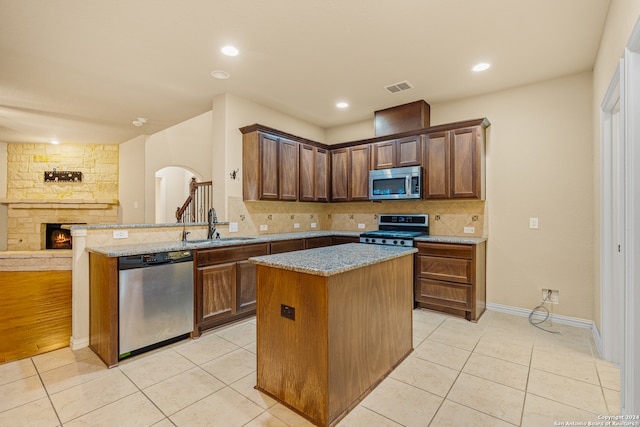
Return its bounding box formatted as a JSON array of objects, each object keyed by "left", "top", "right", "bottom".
[{"left": 228, "top": 197, "right": 487, "bottom": 237}]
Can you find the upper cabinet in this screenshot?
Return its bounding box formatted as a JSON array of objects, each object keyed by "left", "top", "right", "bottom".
[
  {"left": 242, "top": 130, "right": 299, "bottom": 201},
  {"left": 371, "top": 135, "right": 422, "bottom": 170},
  {"left": 424, "top": 123, "right": 486, "bottom": 200},
  {"left": 299, "top": 144, "right": 329, "bottom": 202},
  {"left": 331, "top": 144, "right": 370, "bottom": 202},
  {"left": 241, "top": 119, "right": 488, "bottom": 203}
]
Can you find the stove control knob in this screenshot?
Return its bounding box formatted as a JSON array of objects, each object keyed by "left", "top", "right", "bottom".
[
  {"left": 393, "top": 240, "right": 398, "bottom": 245},
  {"left": 400, "top": 241, "right": 405, "bottom": 245},
  {"left": 381, "top": 239, "right": 387, "bottom": 244},
  {"left": 364, "top": 238, "right": 369, "bottom": 243},
  {"left": 371, "top": 238, "right": 376, "bottom": 244}
]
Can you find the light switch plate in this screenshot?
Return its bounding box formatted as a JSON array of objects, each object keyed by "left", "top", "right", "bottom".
[
  {"left": 530, "top": 217, "right": 539, "bottom": 229},
  {"left": 229, "top": 222, "right": 238, "bottom": 233},
  {"left": 463, "top": 227, "right": 475, "bottom": 234},
  {"left": 358, "top": 223, "right": 365, "bottom": 229},
  {"left": 113, "top": 230, "right": 128, "bottom": 239},
  {"left": 311, "top": 222, "right": 317, "bottom": 228},
  {"left": 260, "top": 224, "right": 268, "bottom": 231}
]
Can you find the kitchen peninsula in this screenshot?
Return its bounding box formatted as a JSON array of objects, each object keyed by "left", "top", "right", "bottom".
[{"left": 250, "top": 243, "right": 416, "bottom": 427}]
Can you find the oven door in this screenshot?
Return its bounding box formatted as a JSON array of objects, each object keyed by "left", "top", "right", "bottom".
[{"left": 369, "top": 166, "right": 421, "bottom": 200}]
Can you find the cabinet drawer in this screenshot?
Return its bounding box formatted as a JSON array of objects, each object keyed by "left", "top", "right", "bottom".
[
  {"left": 196, "top": 243, "right": 269, "bottom": 266},
  {"left": 416, "top": 255, "right": 472, "bottom": 283},
  {"left": 304, "top": 236, "right": 332, "bottom": 249},
  {"left": 270, "top": 239, "right": 305, "bottom": 254},
  {"left": 415, "top": 242, "right": 473, "bottom": 259},
  {"left": 415, "top": 278, "right": 471, "bottom": 311}
]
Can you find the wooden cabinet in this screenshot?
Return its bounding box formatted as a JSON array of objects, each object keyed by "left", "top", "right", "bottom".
[
  {"left": 331, "top": 235, "right": 360, "bottom": 245},
  {"left": 414, "top": 241, "right": 486, "bottom": 321},
  {"left": 195, "top": 243, "right": 269, "bottom": 335},
  {"left": 304, "top": 236, "right": 332, "bottom": 249},
  {"left": 242, "top": 131, "right": 298, "bottom": 201},
  {"left": 299, "top": 143, "right": 329, "bottom": 202},
  {"left": 424, "top": 124, "right": 485, "bottom": 199},
  {"left": 270, "top": 239, "right": 305, "bottom": 254},
  {"left": 372, "top": 135, "right": 422, "bottom": 169},
  {"left": 331, "top": 144, "right": 370, "bottom": 202},
  {"left": 89, "top": 253, "right": 119, "bottom": 367}
]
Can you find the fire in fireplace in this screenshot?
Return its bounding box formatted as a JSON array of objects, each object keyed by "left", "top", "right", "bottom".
[{"left": 44, "top": 223, "right": 83, "bottom": 249}]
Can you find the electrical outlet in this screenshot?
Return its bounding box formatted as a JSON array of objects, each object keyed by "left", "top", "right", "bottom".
[
  {"left": 293, "top": 223, "right": 300, "bottom": 229},
  {"left": 358, "top": 223, "right": 365, "bottom": 229},
  {"left": 113, "top": 230, "right": 128, "bottom": 239},
  {"left": 464, "top": 227, "right": 475, "bottom": 234},
  {"left": 530, "top": 217, "right": 539, "bottom": 229},
  {"left": 229, "top": 222, "right": 238, "bottom": 233},
  {"left": 541, "top": 289, "right": 560, "bottom": 304},
  {"left": 311, "top": 222, "right": 317, "bottom": 228},
  {"left": 260, "top": 224, "right": 268, "bottom": 231}
]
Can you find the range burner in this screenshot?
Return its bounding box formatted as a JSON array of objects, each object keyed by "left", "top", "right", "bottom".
[{"left": 359, "top": 214, "right": 429, "bottom": 246}]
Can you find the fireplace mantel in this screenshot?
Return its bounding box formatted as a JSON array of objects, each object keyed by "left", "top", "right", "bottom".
[{"left": 0, "top": 198, "right": 118, "bottom": 209}]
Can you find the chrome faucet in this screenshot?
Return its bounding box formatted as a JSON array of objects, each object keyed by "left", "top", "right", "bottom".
[{"left": 207, "top": 208, "right": 219, "bottom": 239}]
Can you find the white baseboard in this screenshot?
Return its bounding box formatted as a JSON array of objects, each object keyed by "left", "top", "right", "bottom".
[
  {"left": 485, "top": 302, "right": 603, "bottom": 358},
  {"left": 69, "top": 336, "right": 89, "bottom": 351}
]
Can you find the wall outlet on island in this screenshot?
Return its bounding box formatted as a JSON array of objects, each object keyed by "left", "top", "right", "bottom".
[
  {"left": 113, "top": 230, "right": 128, "bottom": 239},
  {"left": 229, "top": 222, "right": 238, "bottom": 233},
  {"left": 260, "top": 224, "right": 268, "bottom": 231}
]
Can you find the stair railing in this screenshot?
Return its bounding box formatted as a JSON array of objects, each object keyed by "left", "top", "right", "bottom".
[{"left": 176, "top": 178, "right": 213, "bottom": 223}]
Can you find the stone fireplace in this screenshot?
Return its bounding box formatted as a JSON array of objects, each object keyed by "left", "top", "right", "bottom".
[{"left": 2, "top": 199, "right": 118, "bottom": 251}]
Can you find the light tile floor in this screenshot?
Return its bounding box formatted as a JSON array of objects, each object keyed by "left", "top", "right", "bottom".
[{"left": 0, "top": 309, "right": 620, "bottom": 427}]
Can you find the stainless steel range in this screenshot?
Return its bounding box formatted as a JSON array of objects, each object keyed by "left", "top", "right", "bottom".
[{"left": 359, "top": 214, "right": 429, "bottom": 246}]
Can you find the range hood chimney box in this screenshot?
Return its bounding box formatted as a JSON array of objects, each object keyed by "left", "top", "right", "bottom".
[{"left": 374, "top": 100, "right": 431, "bottom": 136}]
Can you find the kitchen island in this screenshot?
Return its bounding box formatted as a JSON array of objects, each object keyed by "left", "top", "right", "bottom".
[{"left": 249, "top": 243, "right": 417, "bottom": 427}]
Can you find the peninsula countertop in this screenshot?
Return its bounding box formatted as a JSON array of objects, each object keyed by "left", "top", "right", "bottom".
[{"left": 248, "top": 243, "right": 417, "bottom": 277}]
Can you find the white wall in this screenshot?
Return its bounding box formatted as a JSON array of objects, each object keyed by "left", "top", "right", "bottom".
[
  {"left": 143, "top": 111, "right": 213, "bottom": 223},
  {"left": 155, "top": 166, "right": 195, "bottom": 223},
  {"left": 119, "top": 135, "right": 146, "bottom": 224}
]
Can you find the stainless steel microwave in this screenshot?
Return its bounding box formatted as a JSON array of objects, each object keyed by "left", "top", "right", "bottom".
[{"left": 369, "top": 166, "right": 422, "bottom": 200}]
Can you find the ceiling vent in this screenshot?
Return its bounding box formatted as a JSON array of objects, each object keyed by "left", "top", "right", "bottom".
[{"left": 384, "top": 80, "right": 414, "bottom": 94}]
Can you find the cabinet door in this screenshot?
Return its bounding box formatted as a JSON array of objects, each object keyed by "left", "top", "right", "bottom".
[
  {"left": 397, "top": 135, "right": 422, "bottom": 167},
  {"left": 259, "top": 134, "right": 279, "bottom": 200},
  {"left": 197, "top": 263, "right": 236, "bottom": 322},
  {"left": 331, "top": 148, "right": 349, "bottom": 202},
  {"left": 236, "top": 260, "right": 257, "bottom": 312},
  {"left": 331, "top": 236, "right": 360, "bottom": 245},
  {"left": 279, "top": 138, "right": 299, "bottom": 200},
  {"left": 270, "top": 239, "right": 305, "bottom": 254},
  {"left": 299, "top": 144, "right": 315, "bottom": 201},
  {"left": 304, "top": 236, "right": 332, "bottom": 249},
  {"left": 315, "top": 147, "right": 329, "bottom": 202},
  {"left": 350, "top": 144, "right": 370, "bottom": 201},
  {"left": 450, "top": 127, "right": 480, "bottom": 199},
  {"left": 424, "top": 131, "right": 450, "bottom": 199},
  {"left": 372, "top": 140, "right": 396, "bottom": 169}
]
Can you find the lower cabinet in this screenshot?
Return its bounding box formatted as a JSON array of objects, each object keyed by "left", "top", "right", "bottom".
[
  {"left": 304, "top": 236, "right": 332, "bottom": 249},
  {"left": 414, "top": 241, "right": 486, "bottom": 321},
  {"left": 195, "top": 243, "right": 269, "bottom": 335},
  {"left": 331, "top": 235, "right": 360, "bottom": 245}
]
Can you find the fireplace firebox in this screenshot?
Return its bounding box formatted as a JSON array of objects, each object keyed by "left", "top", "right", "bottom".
[{"left": 44, "top": 223, "right": 84, "bottom": 249}]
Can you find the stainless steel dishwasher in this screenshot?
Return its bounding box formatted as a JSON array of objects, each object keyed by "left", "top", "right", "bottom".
[{"left": 118, "top": 250, "right": 194, "bottom": 359}]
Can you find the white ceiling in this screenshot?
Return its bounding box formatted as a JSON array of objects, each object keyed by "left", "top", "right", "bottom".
[{"left": 0, "top": 0, "right": 611, "bottom": 145}]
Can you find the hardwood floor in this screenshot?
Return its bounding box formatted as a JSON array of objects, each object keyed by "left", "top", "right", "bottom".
[{"left": 0, "top": 271, "right": 72, "bottom": 363}]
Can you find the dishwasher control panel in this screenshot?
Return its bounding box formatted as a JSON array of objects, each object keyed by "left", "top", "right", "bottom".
[{"left": 119, "top": 250, "right": 193, "bottom": 270}]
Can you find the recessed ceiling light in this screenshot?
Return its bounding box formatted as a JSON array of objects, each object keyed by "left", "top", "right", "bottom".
[
  {"left": 50, "top": 139, "right": 59, "bottom": 145},
  {"left": 336, "top": 102, "right": 349, "bottom": 109},
  {"left": 132, "top": 117, "right": 148, "bottom": 127},
  {"left": 211, "top": 70, "right": 230, "bottom": 79},
  {"left": 221, "top": 45, "right": 239, "bottom": 56},
  {"left": 472, "top": 63, "right": 491, "bottom": 72}
]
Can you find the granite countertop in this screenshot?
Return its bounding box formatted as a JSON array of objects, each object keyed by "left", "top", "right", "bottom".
[
  {"left": 414, "top": 235, "right": 487, "bottom": 244},
  {"left": 86, "top": 230, "right": 360, "bottom": 257},
  {"left": 248, "top": 243, "right": 417, "bottom": 277},
  {"left": 85, "top": 230, "right": 486, "bottom": 257}
]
